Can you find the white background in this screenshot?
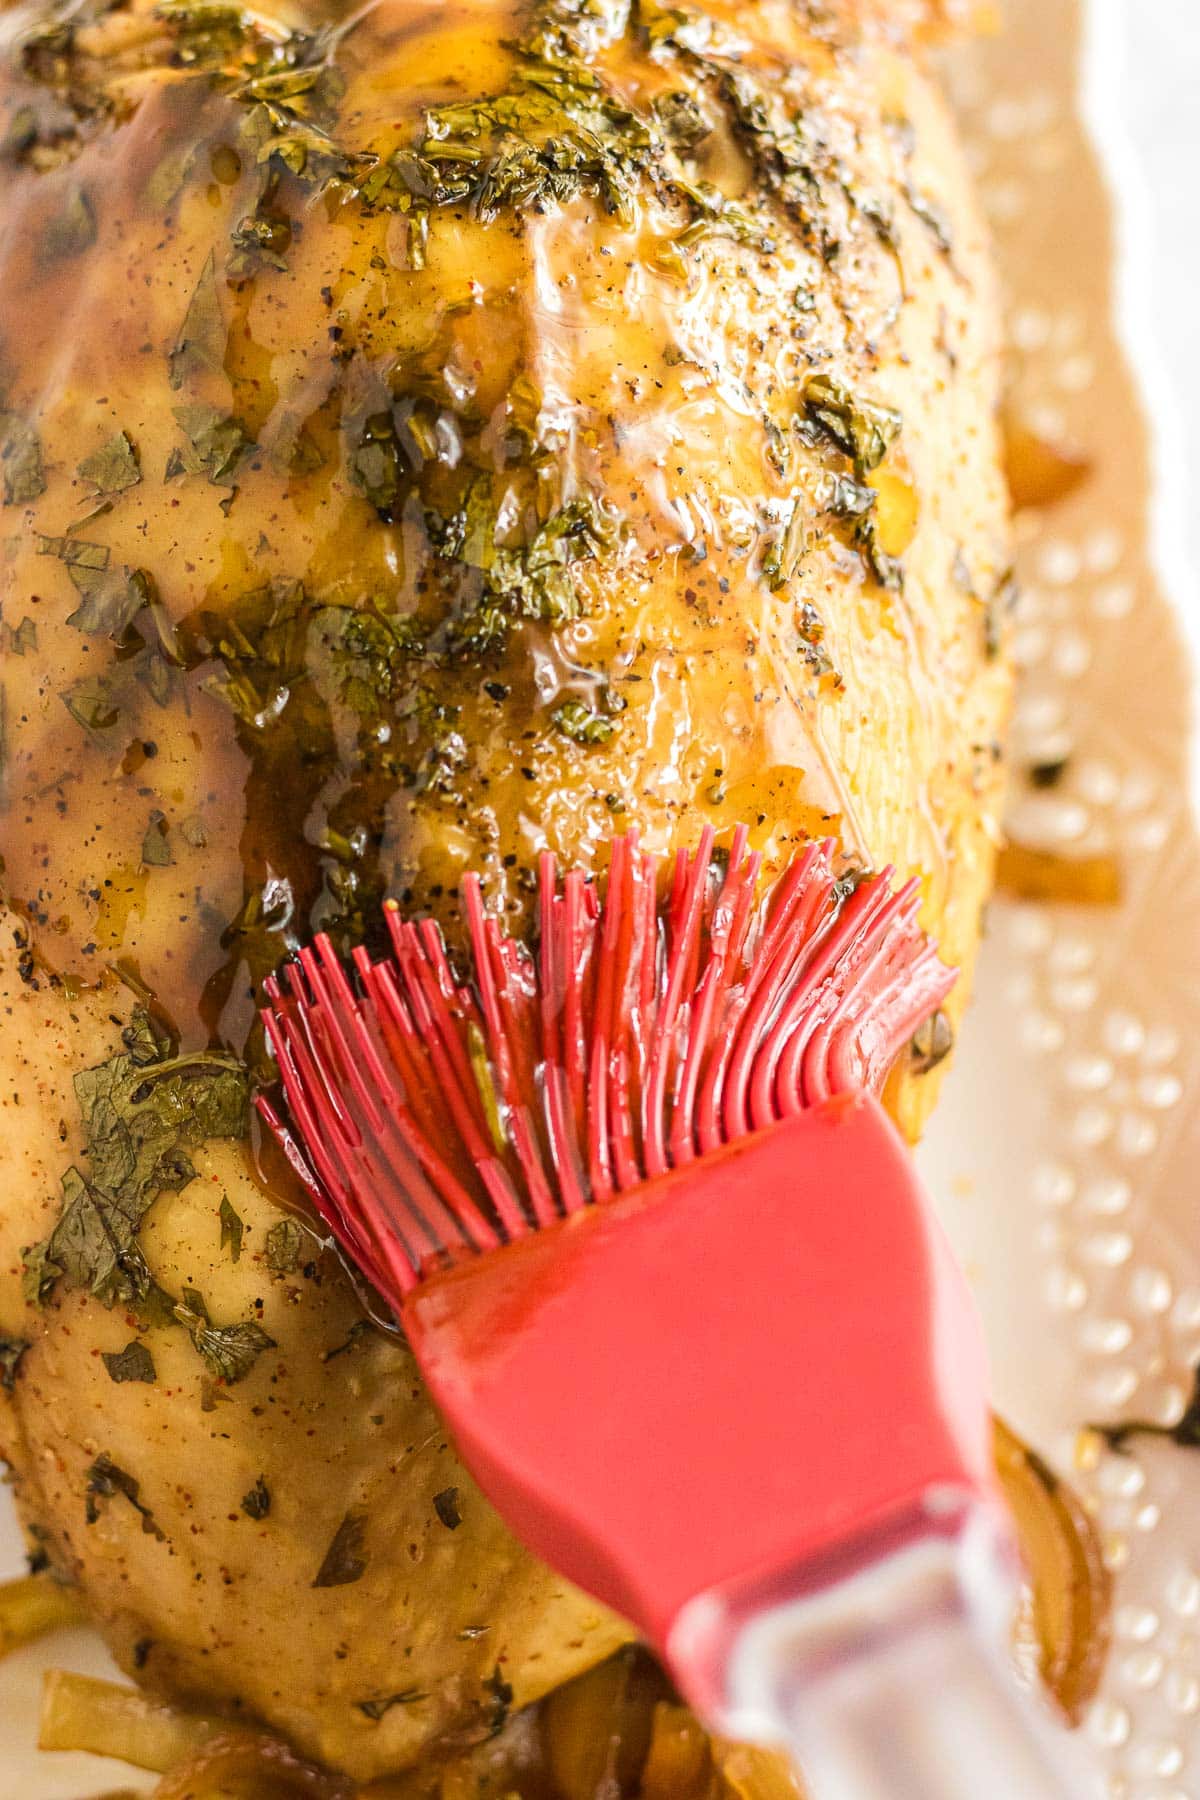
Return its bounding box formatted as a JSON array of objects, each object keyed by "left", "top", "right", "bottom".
[
  {"left": 1119, "top": 1, "right": 1200, "bottom": 529},
  {"left": 1092, "top": 0, "right": 1200, "bottom": 768}
]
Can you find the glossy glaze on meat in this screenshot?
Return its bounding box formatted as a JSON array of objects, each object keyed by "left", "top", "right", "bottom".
[{"left": 0, "top": 0, "right": 1009, "bottom": 1777}]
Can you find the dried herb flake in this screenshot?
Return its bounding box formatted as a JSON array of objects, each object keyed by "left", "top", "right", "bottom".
[
  {"left": 802, "top": 374, "right": 902, "bottom": 477},
  {"left": 174, "top": 1287, "right": 275, "bottom": 1384},
  {"left": 101, "top": 1340, "right": 156, "bottom": 1384},
  {"left": 141, "top": 812, "right": 172, "bottom": 867},
  {"left": 265, "top": 1216, "right": 303, "bottom": 1274},
  {"left": 433, "top": 1486, "right": 462, "bottom": 1529},
  {"left": 0, "top": 1336, "right": 29, "bottom": 1391},
  {"left": 551, "top": 699, "right": 616, "bottom": 746},
  {"left": 25, "top": 1010, "right": 248, "bottom": 1313},
  {"left": 357, "top": 1690, "right": 426, "bottom": 1720},
  {"left": 85, "top": 1454, "right": 166, "bottom": 1541},
  {"left": 37, "top": 534, "right": 110, "bottom": 594},
  {"left": 169, "top": 404, "right": 253, "bottom": 487},
  {"left": 241, "top": 1475, "right": 271, "bottom": 1519},
  {"left": 219, "top": 1194, "right": 244, "bottom": 1263},
  {"left": 313, "top": 1511, "right": 368, "bottom": 1587},
  {"left": 0, "top": 410, "right": 46, "bottom": 505},
  {"left": 78, "top": 431, "right": 141, "bottom": 495},
  {"left": 169, "top": 253, "right": 226, "bottom": 390}
]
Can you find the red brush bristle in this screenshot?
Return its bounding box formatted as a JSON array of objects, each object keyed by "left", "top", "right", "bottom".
[{"left": 258, "top": 831, "right": 956, "bottom": 1298}]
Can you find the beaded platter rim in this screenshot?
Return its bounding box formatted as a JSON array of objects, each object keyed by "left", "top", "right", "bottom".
[
  {"left": 3, "top": 0, "right": 1200, "bottom": 1794},
  {"left": 921, "top": 2, "right": 1200, "bottom": 1796}
]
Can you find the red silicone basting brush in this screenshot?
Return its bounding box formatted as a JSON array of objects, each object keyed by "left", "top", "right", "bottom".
[{"left": 259, "top": 828, "right": 1092, "bottom": 1799}]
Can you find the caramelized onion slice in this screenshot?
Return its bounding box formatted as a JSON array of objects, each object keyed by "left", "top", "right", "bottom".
[
  {"left": 1003, "top": 418, "right": 1092, "bottom": 511},
  {"left": 0, "top": 1574, "right": 86, "bottom": 1658},
  {"left": 996, "top": 843, "right": 1121, "bottom": 906},
  {"left": 712, "top": 1738, "right": 805, "bottom": 1800},
  {"left": 39, "top": 1671, "right": 219, "bottom": 1770},
  {"left": 541, "top": 1648, "right": 665, "bottom": 1800},
  {"left": 995, "top": 1417, "right": 1112, "bottom": 1723},
  {"left": 152, "top": 1728, "right": 355, "bottom": 1799}
]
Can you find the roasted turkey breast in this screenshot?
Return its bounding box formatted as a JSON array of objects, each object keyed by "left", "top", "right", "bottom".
[{"left": 0, "top": 0, "right": 1009, "bottom": 1779}]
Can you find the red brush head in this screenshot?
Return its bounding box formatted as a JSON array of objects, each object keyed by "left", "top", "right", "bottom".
[
  {"left": 257, "top": 827, "right": 955, "bottom": 1308},
  {"left": 257, "top": 831, "right": 993, "bottom": 1665}
]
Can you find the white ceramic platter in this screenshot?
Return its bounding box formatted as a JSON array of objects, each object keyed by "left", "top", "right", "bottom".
[{"left": 4, "top": 0, "right": 1199, "bottom": 1794}]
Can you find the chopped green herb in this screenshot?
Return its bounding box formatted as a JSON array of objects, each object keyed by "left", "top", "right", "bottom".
[
  {"left": 715, "top": 66, "right": 840, "bottom": 260},
  {"left": 145, "top": 142, "right": 197, "bottom": 212},
  {"left": 25, "top": 1010, "right": 248, "bottom": 1313},
  {"left": 21, "top": 1241, "right": 59, "bottom": 1309},
  {"left": 671, "top": 177, "right": 773, "bottom": 256},
  {"left": 820, "top": 472, "right": 877, "bottom": 522},
  {"left": 0, "top": 615, "right": 37, "bottom": 655},
  {"left": 64, "top": 566, "right": 156, "bottom": 640},
  {"left": 761, "top": 499, "right": 808, "bottom": 593},
  {"left": 136, "top": 1280, "right": 182, "bottom": 1334},
  {"left": 169, "top": 404, "right": 253, "bottom": 486},
  {"left": 0, "top": 410, "right": 46, "bottom": 505},
  {"left": 265, "top": 1216, "right": 304, "bottom": 1274},
  {"left": 141, "top": 812, "right": 172, "bottom": 867},
  {"left": 551, "top": 699, "right": 617, "bottom": 745},
  {"left": 241, "top": 1475, "right": 271, "bottom": 1519},
  {"left": 651, "top": 89, "right": 708, "bottom": 149},
  {"left": 78, "top": 431, "right": 140, "bottom": 495},
  {"left": 60, "top": 676, "right": 122, "bottom": 735},
  {"left": 271, "top": 411, "right": 325, "bottom": 474},
  {"left": 230, "top": 210, "right": 292, "bottom": 277},
  {"left": 123, "top": 1007, "right": 170, "bottom": 1078},
  {"left": 449, "top": 492, "right": 614, "bottom": 651},
  {"left": 157, "top": 0, "right": 251, "bottom": 65},
  {"left": 312, "top": 1511, "right": 368, "bottom": 1587},
  {"left": 168, "top": 253, "right": 226, "bottom": 390},
  {"left": 85, "top": 1455, "right": 166, "bottom": 1540},
  {"left": 101, "top": 1340, "right": 156, "bottom": 1384},
  {"left": 37, "top": 534, "right": 110, "bottom": 595},
  {"left": 219, "top": 1195, "right": 244, "bottom": 1263},
  {"left": 802, "top": 375, "right": 902, "bottom": 477},
  {"left": 232, "top": 63, "right": 346, "bottom": 193},
  {"left": 416, "top": 62, "right": 658, "bottom": 231},
  {"left": 0, "top": 1336, "right": 28, "bottom": 1391},
  {"left": 349, "top": 411, "right": 407, "bottom": 519},
  {"left": 856, "top": 521, "right": 905, "bottom": 594},
  {"left": 173, "top": 1288, "right": 275, "bottom": 1383}
]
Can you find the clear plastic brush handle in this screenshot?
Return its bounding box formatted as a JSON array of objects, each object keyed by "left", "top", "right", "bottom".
[{"left": 671, "top": 1500, "right": 1096, "bottom": 1800}]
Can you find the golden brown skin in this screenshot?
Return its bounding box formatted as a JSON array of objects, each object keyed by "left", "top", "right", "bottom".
[{"left": 0, "top": 0, "right": 1010, "bottom": 1779}]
